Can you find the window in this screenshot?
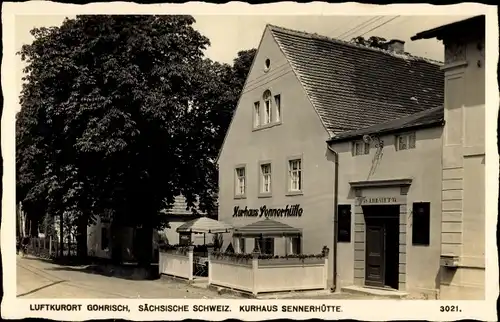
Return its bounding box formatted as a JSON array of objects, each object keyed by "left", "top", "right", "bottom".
[
  {"left": 263, "top": 90, "right": 272, "bottom": 124},
  {"left": 288, "top": 159, "right": 302, "bottom": 192},
  {"left": 253, "top": 102, "right": 260, "bottom": 127},
  {"left": 353, "top": 141, "right": 370, "bottom": 156},
  {"left": 260, "top": 163, "right": 272, "bottom": 194},
  {"left": 396, "top": 132, "right": 416, "bottom": 151},
  {"left": 291, "top": 237, "right": 301, "bottom": 254},
  {"left": 101, "top": 227, "right": 109, "bottom": 250},
  {"left": 274, "top": 94, "right": 281, "bottom": 122},
  {"left": 255, "top": 237, "right": 274, "bottom": 255},
  {"left": 235, "top": 166, "right": 246, "bottom": 197},
  {"left": 179, "top": 232, "right": 191, "bottom": 246},
  {"left": 337, "top": 205, "right": 352, "bottom": 243},
  {"left": 265, "top": 58, "right": 271, "bottom": 70},
  {"left": 412, "top": 202, "right": 430, "bottom": 245}
]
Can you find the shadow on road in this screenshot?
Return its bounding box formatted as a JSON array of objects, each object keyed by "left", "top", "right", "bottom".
[
  {"left": 21, "top": 256, "right": 160, "bottom": 281},
  {"left": 47, "top": 263, "right": 160, "bottom": 281}
]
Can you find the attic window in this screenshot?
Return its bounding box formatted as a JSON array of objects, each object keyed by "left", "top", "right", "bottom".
[{"left": 264, "top": 58, "right": 271, "bottom": 71}]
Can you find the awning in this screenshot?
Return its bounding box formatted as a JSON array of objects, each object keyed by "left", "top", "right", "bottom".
[
  {"left": 233, "top": 218, "right": 302, "bottom": 238},
  {"left": 176, "top": 217, "right": 234, "bottom": 234}
]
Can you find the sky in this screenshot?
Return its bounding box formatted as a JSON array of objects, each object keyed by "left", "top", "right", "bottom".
[{"left": 14, "top": 14, "right": 473, "bottom": 112}]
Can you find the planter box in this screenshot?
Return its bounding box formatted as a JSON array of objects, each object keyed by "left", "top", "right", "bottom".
[
  {"left": 258, "top": 257, "right": 325, "bottom": 266},
  {"left": 208, "top": 250, "right": 330, "bottom": 295}
]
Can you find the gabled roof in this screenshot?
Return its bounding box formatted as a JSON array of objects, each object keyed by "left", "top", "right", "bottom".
[
  {"left": 268, "top": 25, "right": 445, "bottom": 135},
  {"left": 327, "top": 105, "right": 444, "bottom": 143}
]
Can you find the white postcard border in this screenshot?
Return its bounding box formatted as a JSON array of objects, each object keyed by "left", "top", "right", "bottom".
[{"left": 2, "top": 2, "right": 498, "bottom": 321}]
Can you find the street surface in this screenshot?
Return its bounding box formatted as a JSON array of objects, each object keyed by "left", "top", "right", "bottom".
[
  {"left": 16, "top": 255, "right": 238, "bottom": 299},
  {"left": 16, "top": 255, "right": 378, "bottom": 299}
]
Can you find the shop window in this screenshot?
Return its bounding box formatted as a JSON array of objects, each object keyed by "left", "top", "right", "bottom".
[
  {"left": 352, "top": 141, "right": 370, "bottom": 156},
  {"left": 412, "top": 202, "right": 430, "bottom": 245},
  {"left": 255, "top": 237, "right": 274, "bottom": 255},
  {"left": 253, "top": 102, "right": 260, "bottom": 128},
  {"left": 235, "top": 166, "right": 246, "bottom": 198},
  {"left": 288, "top": 159, "right": 302, "bottom": 193},
  {"left": 337, "top": 204, "right": 352, "bottom": 243},
  {"left": 101, "top": 227, "right": 109, "bottom": 250},
  {"left": 396, "top": 132, "right": 416, "bottom": 151},
  {"left": 291, "top": 237, "right": 302, "bottom": 254},
  {"left": 263, "top": 90, "right": 272, "bottom": 124},
  {"left": 260, "top": 163, "right": 272, "bottom": 194},
  {"left": 274, "top": 94, "right": 281, "bottom": 122}
]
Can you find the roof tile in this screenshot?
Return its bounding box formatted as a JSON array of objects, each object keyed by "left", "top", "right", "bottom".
[{"left": 268, "top": 25, "right": 444, "bottom": 134}]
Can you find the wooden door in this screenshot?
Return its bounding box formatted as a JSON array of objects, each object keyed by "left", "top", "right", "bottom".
[{"left": 365, "top": 221, "right": 386, "bottom": 287}]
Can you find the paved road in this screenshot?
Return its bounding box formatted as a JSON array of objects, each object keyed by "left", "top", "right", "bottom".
[
  {"left": 16, "top": 255, "right": 238, "bottom": 299},
  {"left": 16, "top": 255, "right": 378, "bottom": 299}
]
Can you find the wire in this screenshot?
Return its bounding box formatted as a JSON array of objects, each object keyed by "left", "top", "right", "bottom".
[
  {"left": 358, "top": 16, "right": 401, "bottom": 38},
  {"left": 329, "top": 16, "right": 363, "bottom": 36},
  {"left": 337, "top": 16, "right": 385, "bottom": 40},
  {"left": 337, "top": 16, "right": 381, "bottom": 39}
]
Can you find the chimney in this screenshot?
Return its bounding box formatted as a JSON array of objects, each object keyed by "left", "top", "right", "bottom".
[{"left": 387, "top": 39, "right": 405, "bottom": 54}]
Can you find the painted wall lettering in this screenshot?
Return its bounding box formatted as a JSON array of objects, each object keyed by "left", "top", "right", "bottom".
[{"left": 233, "top": 205, "right": 303, "bottom": 218}]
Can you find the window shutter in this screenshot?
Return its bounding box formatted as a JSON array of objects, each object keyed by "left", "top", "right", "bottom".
[
  {"left": 337, "top": 205, "right": 352, "bottom": 243},
  {"left": 412, "top": 202, "right": 430, "bottom": 245}
]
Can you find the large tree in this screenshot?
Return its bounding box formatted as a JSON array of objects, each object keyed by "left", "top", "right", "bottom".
[
  {"left": 16, "top": 15, "right": 224, "bottom": 265},
  {"left": 201, "top": 48, "right": 257, "bottom": 153}
]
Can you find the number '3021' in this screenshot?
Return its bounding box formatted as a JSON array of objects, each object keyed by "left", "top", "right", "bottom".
[{"left": 440, "top": 305, "right": 460, "bottom": 312}]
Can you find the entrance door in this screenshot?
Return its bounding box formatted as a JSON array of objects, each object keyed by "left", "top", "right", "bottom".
[{"left": 365, "top": 219, "right": 386, "bottom": 287}]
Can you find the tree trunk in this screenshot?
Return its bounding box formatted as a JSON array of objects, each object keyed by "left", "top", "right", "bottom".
[
  {"left": 59, "top": 212, "right": 64, "bottom": 257},
  {"left": 76, "top": 216, "right": 88, "bottom": 260},
  {"left": 138, "top": 224, "right": 153, "bottom": 268},
  {"left": 110, "top": 220, "right": 123, "bottom": 264}
]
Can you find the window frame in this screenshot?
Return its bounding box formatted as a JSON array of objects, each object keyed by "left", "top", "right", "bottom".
[
  {"left": 274, "top": 94, "right": 282, "bottom": 123},
  {"left": 396, "top": 132, "right": 417, "bottom": 151},
  {"left": 258, "top": 161, "right": 272, "bottom": 198},
  {"left": 352, "top": 141, "right": 370, "bottom": 156},
  {"left": 286, "top": 156, "right": 303, "bottom": 196},
  {"left": 252, "top": 90, "right": 282, "bottom": 131},
  {"left": 253, "top": 101, "right": 261, "bottom": 128},
  {"left": 263, "top": 91, "right": 272, "bottom": 125},
  {"left": 234, "top": 164, "right": 247, "bottom": 199},
  {"left": 412, "top": 202, "right": 431, "bottom": 246}
]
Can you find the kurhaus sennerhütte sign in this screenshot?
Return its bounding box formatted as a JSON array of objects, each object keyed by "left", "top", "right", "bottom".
[{"left": 233, "top": 205, "right": 303, "bottom": 218}]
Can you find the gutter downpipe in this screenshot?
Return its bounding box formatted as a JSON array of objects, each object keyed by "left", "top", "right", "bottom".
[{"left": 326, "top": 143, "right": 339, "bottom": 293}]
